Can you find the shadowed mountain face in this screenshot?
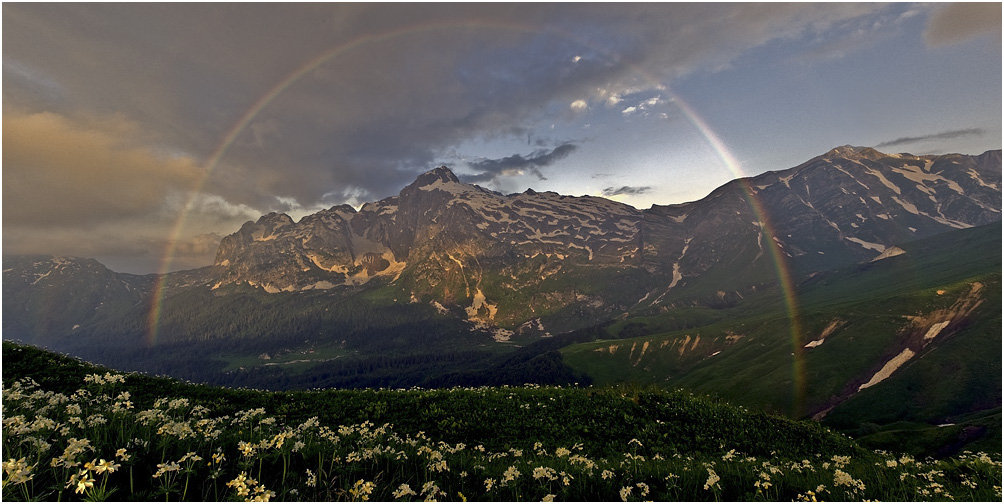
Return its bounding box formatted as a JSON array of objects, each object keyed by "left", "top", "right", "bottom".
[{"left": 4, "top": 146, "right": 1001, "bottom": 348}]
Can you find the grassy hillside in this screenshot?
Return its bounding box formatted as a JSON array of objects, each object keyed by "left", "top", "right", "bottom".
[
  {"left": 4, "top": 342, "right": 1000, "bottom": 501},
  {"left": 561, "top": 223, "right": 1002, "bottom": 456}
]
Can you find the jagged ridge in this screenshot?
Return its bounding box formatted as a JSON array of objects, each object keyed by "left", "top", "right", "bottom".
[
  {"left": 4, "top": 146, "right": 1001, "bottom": 345},
  {"left": 209, "top": 148, "right": 1001, "bottom": 328}
]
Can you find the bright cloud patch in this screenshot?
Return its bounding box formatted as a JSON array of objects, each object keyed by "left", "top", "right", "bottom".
[{"left": 2, "top": 111, "right": 203, "bottom": 226}]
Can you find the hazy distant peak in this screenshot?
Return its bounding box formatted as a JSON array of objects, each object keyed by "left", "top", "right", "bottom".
[{"left": 826, "top": 145, "right": 887, "bottom": 161}]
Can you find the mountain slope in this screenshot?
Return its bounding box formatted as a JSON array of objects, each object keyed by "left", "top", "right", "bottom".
[
  {"left": 560, "top": 222, "right": 1002, "bottom": 455},
  {"left": 207, "top": 146, "right": 1002, "bottom": 330},
  {"left": 2, "top": 146, "right": 1000, "bottom": 389},
  {"left": 1, "top": 255, "right": 152, "bottom": 344}
]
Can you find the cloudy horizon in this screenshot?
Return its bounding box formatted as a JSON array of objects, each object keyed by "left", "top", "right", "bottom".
[{"left": 3, "top": 3, "right": 1001, "bottom": 274}]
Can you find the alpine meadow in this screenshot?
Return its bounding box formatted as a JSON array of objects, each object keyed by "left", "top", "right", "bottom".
[{"left": 3, "top": 3, "right": 1002, "bottom": 502}]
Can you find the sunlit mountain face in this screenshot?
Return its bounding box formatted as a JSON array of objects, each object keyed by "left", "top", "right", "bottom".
[{"left": 3, "top": 144, "right": 999, "bottom": 372}]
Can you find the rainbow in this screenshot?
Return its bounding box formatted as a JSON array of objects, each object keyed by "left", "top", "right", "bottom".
[
  {"left": 668, "top": 92, "right": 806, "bottom": 416},
  {"left": 146, "top": 19, "right": 552, "bottom": 346},
  {"left": 146, "top": 19, "right": 807, "bottom": 414}
]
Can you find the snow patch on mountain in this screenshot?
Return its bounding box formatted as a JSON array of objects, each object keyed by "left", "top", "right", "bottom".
[
  {"left": 922, "top": 320, "right": 951, "bottom": 341},
  {"left": 865, "top": 168, "right": 902, "bottom": 195},
  {"left": 892, "top": 164, "right": 964, "bottom": 194},
  {"left": 474, "top": 322, "right": 512, "bottom": 342},
  {"left": 858, "top": 348, "right": 915, "bottom": 391},
  {"left": 803, "top": 319, "right": 844, "bottom": 348},
  {"left": 465, "top": 287, "right": 498, "bottom": 320},
  {"left": 871, "top": 246, "right": 906, "bottom": 262},
  {"left": 968, "top": 168, "right": 1000, "bottom": 189},
  {"left": 307, "top": 253, "right": 349, "bottom": 274},
  {"left": 845, "top": 237, "right": 885, "bottom": 252},
  {"left": 668, "top": 263, "right": 683, "bottom": 289},
  {"left": 31, "top": 269, "right": 52, "bottom": 285}
]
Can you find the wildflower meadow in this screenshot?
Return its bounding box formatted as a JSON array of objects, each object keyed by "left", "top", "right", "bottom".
[{"left": 2, "top": 342, "right": 1001, "bottom": 501}]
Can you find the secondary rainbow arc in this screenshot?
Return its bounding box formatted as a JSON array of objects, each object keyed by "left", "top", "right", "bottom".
[{"left": 146, "top": 19, "right": 808, "bottom": 415}]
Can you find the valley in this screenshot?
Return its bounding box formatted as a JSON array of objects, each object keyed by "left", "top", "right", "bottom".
[
  {"left": 6, "top": 4, "right": 1001, "bottom": 500},
  {"left": 3, "top": 146, "right": 1001, "bottom": 458}
]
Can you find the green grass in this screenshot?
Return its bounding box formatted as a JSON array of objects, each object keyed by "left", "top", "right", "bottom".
[
  {"left": 218, "top": 342, "right": 356, "bottom": 373},
  {"left": 3, "top": 342, "right": 1001, "bottom": 502},
  {"left": 562, "top": 274, "right": 1001, "bottom": 452},
  {"left": 853, "top": 409, "right": 1003, "bottom": 459},
  {"left": 560, "top": 224, "right": 1002, "bottom": 456},
  {"left": 1, "top": 343, "right": 854, "bottom": 459}
]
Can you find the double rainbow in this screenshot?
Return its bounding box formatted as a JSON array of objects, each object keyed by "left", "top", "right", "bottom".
[{"left": 147, "top": 19, "right": 805, "bottom": 415}]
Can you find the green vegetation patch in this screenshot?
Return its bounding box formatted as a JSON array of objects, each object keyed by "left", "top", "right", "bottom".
[
  {"left": 560, "top": 224, "right": 1003, "bottom": 457},
  {"left": 3, "top": 342, "right": 1002, "bottom": 501}
]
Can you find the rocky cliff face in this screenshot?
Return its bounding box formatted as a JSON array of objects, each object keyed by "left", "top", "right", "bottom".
[
  {"left": 201, "top": 146, "right": 1003, "bottom": 330},
  {"left": 6, "top": 146, "right": 1001, "bottom": 342}
]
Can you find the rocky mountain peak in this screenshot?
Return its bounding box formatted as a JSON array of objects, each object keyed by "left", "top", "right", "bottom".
[
  {"left": 413, "top": 166, "right": 461, "bottom": 187},
  {"left": 324, "top": 204, "right": 357, "bottom": 214},
  {"left": 257, "top": 212, "right": 294, "bottom": 225},
  {"left": 826, "top": 145, "right": 887, "bottom": 161}
]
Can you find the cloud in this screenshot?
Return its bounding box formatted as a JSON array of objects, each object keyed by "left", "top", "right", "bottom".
[
  {"left": 2, "top": 222, "right": 228, "bottom": 274},
  {"left": 0, "top": 3, "right": 913, "bottom": 272},
  {"left": 874, "top": 128, "right": 986, "bottom": 148},
  {"left": 789, "top": 5, "right": 926, "bottom": 63},
  {"left": 463, "top": 143, "right": 578, "bottom": 184},
  {"left": 1, "top": 111, "right": 262, "bottom": 273},
  {"left": 4, "top": 4, "right": 888, "bottom": 209},
  {"left": 113, "top": 232, "right": 226, "bottom": 274},
  {"left": 3, "top": 59, "right": 65, "bottom": 103},
  {"left": 171, "top": 233, "right": 224, "bottom": 258},
  {"left": 619, "top": 95, "right": 667, "bottom": 119},
  {"left": 602, "top": 186, "right": 652, "bottom": 197},
  {"left": 2, "top": 111, "right": 203, "bottom": 227},
  {"left": 925, "top": 3, "right": 1002, "bottom": 46}
]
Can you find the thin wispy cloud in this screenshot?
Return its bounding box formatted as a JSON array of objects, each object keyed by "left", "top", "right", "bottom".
[
  {"left": 602, "top": 186, "right": 652, "bottom": 197},
  {"left": 875, "top": 128, "right": 986, "bottom": 148},
  {"left": 463, "top": 143, "right": 578, "bottom": 184},
  {"left": 924, "top": 3, "right": 1002, "bottom": 46}
]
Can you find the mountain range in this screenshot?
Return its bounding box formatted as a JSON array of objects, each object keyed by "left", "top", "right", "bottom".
[
  {"left": 4, "top": 145, "right": 1001, "bottom": 434},
  {"left": 202, "top": 145, "right": 1004, "bottom": 323},
  {"left": 7, "top": 145, "right": 999, "bottom": 341}
]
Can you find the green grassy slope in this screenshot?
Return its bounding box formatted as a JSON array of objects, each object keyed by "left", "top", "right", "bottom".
[
  {"left": 4, "top": 341, "right": 1001, "bottom": 502},
  {"left": 560, "top": 223, "right": 1002, "bottom": 455},
  {"left": 1, "top": 342, "right": 853, "bottom": 459}
]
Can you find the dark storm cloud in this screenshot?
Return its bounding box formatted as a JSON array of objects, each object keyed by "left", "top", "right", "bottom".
[
  {"left": 875, "top": 128, "right": 986, "bottom": 149},
  {"left": 2, "top": 3, "right": 891, "bottom": 271},
  {"left": 2, "top": 3, "right": 881, "bottom": 207},
  {"left": 463, "top": 143, "right": 579, "bottom": 184},
  {"left": 602, "top": 186, "right": 652, "bottom": 197}
]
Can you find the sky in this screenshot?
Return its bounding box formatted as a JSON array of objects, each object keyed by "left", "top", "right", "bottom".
[{"left": 3, "top": 3, "right": 1001, "bottom": 274}]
